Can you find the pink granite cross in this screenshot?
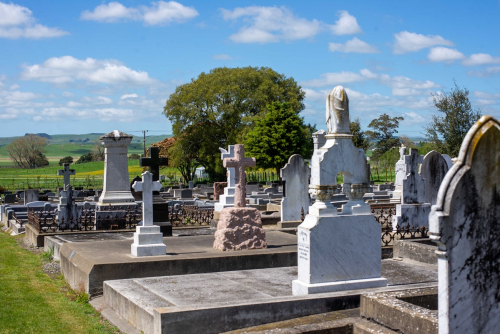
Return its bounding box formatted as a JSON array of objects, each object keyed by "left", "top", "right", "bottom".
[{"left": 223, "top": 144, "right": 256, "bottom": 207}]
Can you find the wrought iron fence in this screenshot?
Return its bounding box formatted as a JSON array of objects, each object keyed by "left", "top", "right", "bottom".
[
  {"left": 28, "top": 207, "right": 141, "bottom": 233},
  {"left": 169, "top": 204, "right": 213, "bottom": 227},
  {"left": 370, "top": 204, "right": 429, "bottom": 246}
]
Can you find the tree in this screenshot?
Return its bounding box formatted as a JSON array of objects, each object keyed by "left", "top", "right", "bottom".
[
  {"left": 163, "top": 66, "right": 305, "bottom": 181},
  {"left": 6, "top": 134, "right": 49, "bottom": 168},
  {"left": 245, "top": 102, "right": 311, "bottom": 175},
  {"left": 128, "top": 153, "right": 141, "bottom": 159},
  {"left": 92, "top": 139, "right": 105, "bottom": 161},
  {"left": 350, "top": 118, "right": 370, "bottom": 151},
  {"left": 425, "top": 82, "right": 481, "bottom": 157},
  {"left": 398, "top": 135, "right": 415, "bottom": 148},
  {"left": 59, "top": 156, "right": 74, "bottom": 165},
  {"left": 75, "top": 151, "right": 94, "bottom": 164},
  {"left": 366, "top": 113, "right": 404, "bottom": 159}
]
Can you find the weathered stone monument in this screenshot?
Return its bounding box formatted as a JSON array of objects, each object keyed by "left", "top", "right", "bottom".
[
  {"left": 280, "top": 154, "right": 311, "bottom": 222},
  {"left": 57, "top": 185, "right": 77, "bottom": 223},
  {"left": 430, "top": 115, "right": 500, "bottom": 334},
  {"left": 57, "top": 163, "right": 75, "bottom": 191},
  {"left": 214, "top": 145, "right": 236, "bottom": 212},
  {"left": 420, "top": 150, "right": 450, "bottom": 206},
  {"left": 23, "top": 189, "right": 39, "bottom": 204},
  {"left": 293, "top": 85, "right": 386, "bottom": 295},
  {"left": 391, "top": 148, "right": 431, "bottom": 230},
  {"left": 131, "top": 171, "right": 166, "bottom": 256},
  {"left": 213, "top": 144, "right": 267, "bottom": 251},
  {"left": 98, "top": 130, "right": 136, "bottom": 206}
]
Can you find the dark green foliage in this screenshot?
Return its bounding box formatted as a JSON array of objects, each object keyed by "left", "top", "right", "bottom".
[
  {"left": 245, "top": 102, "right": 311, "bottom": 175},
  {"left": 34, "top": 152, "right": 49, "bottom": 168},
  {"left": 425, "top": 82, "right": 481, "bottom": 157},
  {"left": 366, "top": 113, "right": 404, "bottom": 160},
  {"left": 75, "top": 152, "right": 94, "bottom": 164},
  {"left": 377, "top": 147, "right": 400, "bottom": 168},
  {"left": 128, "top": 153, "right": 141, "bottom": 159},
  {"left": 163, "top": 66, "right": 305, "bottom": 181},
  {"left": 350, "top": 118, "right": 370, "bottom": 151},
  {"left": 59, "top": 156, "right": 73, "bottom": 166}
]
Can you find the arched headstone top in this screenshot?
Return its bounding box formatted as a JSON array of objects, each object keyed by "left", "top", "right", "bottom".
[{"left": 326, "top": 86, "right": 350, "bottom": 134}]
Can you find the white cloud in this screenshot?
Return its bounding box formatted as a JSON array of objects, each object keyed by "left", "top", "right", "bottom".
[
  {"left": 427, "top": 47, "right": 465, "bottom": 63},
  {"left": 301, "top": 69, "right": 438, "bottom": 96},
  {"left": 330, "top": 10, "right": 362, "bottom": 35},
  {"left": 212, "top": 54, "right": 233, "bottom": 60},
  {"left": 221, "top": 6, "right": 321, "bottom": 43},
  {"left": 0, "top": 2, "right": 68, "bottom": 39},
  {"left": 473, "top": 91, "right": 500, "bottom": 100},
  {"left": 462, "top": 53, "right": 500, "bottom": 66},
  {"left": 328, "top": 37, "right": 379, "bottom": 53},
  {"left": 467, "top": 66, "right": 500, "bottom": 77},
  {"left": 393, "top": 31, "right": 454, "bottom": 54},
  {"left": 300, "top": 70, "right": 369, "bottom": 87},
  {"left": 82, "top": 96, "right": 113, "bottom": 105},
  {"left": 62, "top": 91, "right": 74, "bottom": 97},
  {"left": 120, "top": 93, "right": 138, "bottom": 99},
  {"left": 21, "top": 56, "right": 156, "bottom": 86},
  {"left": 477, "top": 99, "right": 497, "bottom": 106},
  {"left": 81, "top": 1, "right": 198, "bottom": 25},
  {"left": 9, "top": 84, "right": 20, "bottom": 90}
]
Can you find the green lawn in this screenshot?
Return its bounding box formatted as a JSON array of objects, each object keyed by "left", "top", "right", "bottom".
[{"left": 0, "top": 231, "right": 118, "bottom": 334}]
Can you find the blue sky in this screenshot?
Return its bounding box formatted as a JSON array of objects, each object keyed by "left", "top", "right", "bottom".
[{"left": 0, "top": 0, "right": 499, "bottom": 138}]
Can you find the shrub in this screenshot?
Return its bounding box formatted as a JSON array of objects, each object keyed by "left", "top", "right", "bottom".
[{"left": 59, "top": 156, "right": 74, "bottom": 166}]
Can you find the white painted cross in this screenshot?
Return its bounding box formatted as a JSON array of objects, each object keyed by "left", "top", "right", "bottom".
[
  {"left": 219, "top": 145, "right": 236, "bottom": 188},
  {"left": 57, "top": 163, "right": 75, "bottom": 189},
  {"left": 132, "top": 171, "right": 162, "bottom": 226}
]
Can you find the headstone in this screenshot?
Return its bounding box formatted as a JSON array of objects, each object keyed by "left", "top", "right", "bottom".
[
  {"left": 173, "top": 189, "right": 192, "bottom": 199},
  {"left": 58, "top": 185, "right": 78, "bottom": 223},
  {"left": 4, "top": 194, "right": 16, "bottom": 204},
  {"left": 293, "top": 86, "right": 386, "bottom": 295},
  {"left": 213, "top": 182, "right": 227, "bottom": 201},
  {"left": 57, "top": 163, "right": 75, "bottom": 190},
  {"left": 188, "top": 180, "right": 194, "bottom": 189},
  {"left": 214, "top": 145, "right": 237, "bottom": 211},
  {"left": 24, "top": 189, "right": 39, "bottom": 203},
  {"left": 442, "top": 154, "right": 453, "bottom": 169},
  {"left": 131, "top": 171, "right": 166, "bottom": 257},
  {"left": 391, "top": 148, "right": 431, "bottom": 230},
  {"left": 280, "top": 154, "right": 311, "bottom": 222},
  {"left": 246, "top": 183, "right": 260, "bottom": 194},
  {"left": 97, "top": 130, "right": 136, "bottom": 205},
  {"left": 312, "top": 129, "right": 327, "bottom": 150},
  {"left": 420, "top": 150, "right": 450, "bottom": 206},
  {"left": 140, "top": 146, "right": 168, "bottom": 182},
  {"left": 130, "top": 176, "right": 143, "bottom": 201},
  {"left": 430, "top": 115, "right": 500, "bottom": 334},
  {"left": 214, "top": 144, "right": 267, "bottom": 251}
]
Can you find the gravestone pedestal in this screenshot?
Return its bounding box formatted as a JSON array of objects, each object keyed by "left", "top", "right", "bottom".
[
  {"left": 215, "top": 145, "right": 237, "bottom": 212},
  {"left": 152, "top": 201, "right": 172, "bottom": 236}
]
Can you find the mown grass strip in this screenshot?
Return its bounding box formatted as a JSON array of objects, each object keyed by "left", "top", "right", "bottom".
[{"left": 0, "top": 231, "right": 119, "bottom": 334}]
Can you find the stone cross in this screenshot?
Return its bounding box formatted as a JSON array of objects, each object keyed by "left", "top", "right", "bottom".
[
  {"left": 140, "top": 146, "right": 168, "bottom": 182},
  {"left": 223, "top": 144, "right": 255, "bottom": 207},
  {"left": 132, "top": 171, "right": 162, "bottom": 226},
  {"left": 57, "top": 163, "right": 75, "bottom": 189},
  {"left": 402, "top": 148, "right": 425, "bottom": 204}
]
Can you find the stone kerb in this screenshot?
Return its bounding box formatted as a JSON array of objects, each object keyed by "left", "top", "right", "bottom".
[
  {"left": 430, "top": 115, "right": 500, "bottom": 334},
  {"left": 280, "top": 154, "right": 311, "bottom": 222}
]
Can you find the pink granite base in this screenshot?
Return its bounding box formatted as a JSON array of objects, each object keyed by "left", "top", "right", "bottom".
[{"left": 213, "top": 207, "right": 267, "bottom": 251}]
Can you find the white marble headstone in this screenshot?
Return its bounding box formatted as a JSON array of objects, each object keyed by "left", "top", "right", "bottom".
[
  {"left": 430, "top": 116, "right": 500, "bottom": 334},
  {"left": 280, "top": 154, "right": 311, "bottom": 222}
]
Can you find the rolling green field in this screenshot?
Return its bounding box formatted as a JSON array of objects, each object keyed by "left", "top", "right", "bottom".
[{"left": 0, "top": 133, "right": 171, "bottom": 167}]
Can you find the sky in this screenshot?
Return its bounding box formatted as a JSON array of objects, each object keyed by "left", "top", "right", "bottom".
[{"left": 0, "top": 0, "right": 499, "bottom": 138}]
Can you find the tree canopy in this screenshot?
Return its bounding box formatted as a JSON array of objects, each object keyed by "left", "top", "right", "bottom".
[
  {"left": 366, "top": 113, "right": 404, "bottom": 159},
  {"left": 245, "top": 102, "right": 313, "bottom": 175},
  {"left": 6, "top": 134, "right": 49, "bottom": 168},
  {"left": 163, "top": 66, "right": 305, "bottom": 181},
  {"left": 424, "top": 82, "right": 481, "bottom": 157},
  {"left": 349, "top": 118, "right": 370, "bottom": 151}
]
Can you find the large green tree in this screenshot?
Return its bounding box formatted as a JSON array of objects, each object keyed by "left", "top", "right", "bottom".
[
  {"left": 425, "top": 82, "right": 481, "bottom": 157},
  {"left": 245, "top": 102, "right": 312, "bottom": 175},
  {"left": 349, "top": 118, "right": 370, "bottom": 151},
  {"left": 163, "top": 66, "right": 305, "bottom": 181},
  {"left": 6, "top": 134, "right": 49, "bottom": 168},
  {"left": 366, "top": 113, "right": 404, "bottom": 159}
]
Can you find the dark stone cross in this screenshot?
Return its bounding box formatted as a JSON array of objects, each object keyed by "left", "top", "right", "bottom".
[
  {"left": 140, "top": 146, "right": 168, "bottom": 182},
  {"left": 223, "top": 144, "right": 256, "bottom": 207}
]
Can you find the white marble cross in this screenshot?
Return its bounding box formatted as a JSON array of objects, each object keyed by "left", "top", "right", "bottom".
[
  {"left": 220, "top": 145, "right": 236, "bottom": 188},
  {"left": 132, "top": 171, "right": 162, "bottom": 226},
  {"left": 223, "top": 144, "right": 256, "bottom": 207},
  {"left": 57, "top": 163, "right": 75, "bottom": 189}
]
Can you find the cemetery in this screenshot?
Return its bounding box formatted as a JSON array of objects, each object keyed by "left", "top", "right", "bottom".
[{"left": 1, "top": 86, "right": 498, "bottom": 334}]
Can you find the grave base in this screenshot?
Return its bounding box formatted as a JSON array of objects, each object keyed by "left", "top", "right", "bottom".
[
  {"left": 131, "top": 226, "right": 166, "bottom": 257},
  {"left": 292, "top": 277, "right": 388, "bottom": 296}
]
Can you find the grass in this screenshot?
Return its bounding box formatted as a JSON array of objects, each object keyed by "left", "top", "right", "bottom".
[{"left": 0, "top": 231, "right": 119, "bottom": 334}]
